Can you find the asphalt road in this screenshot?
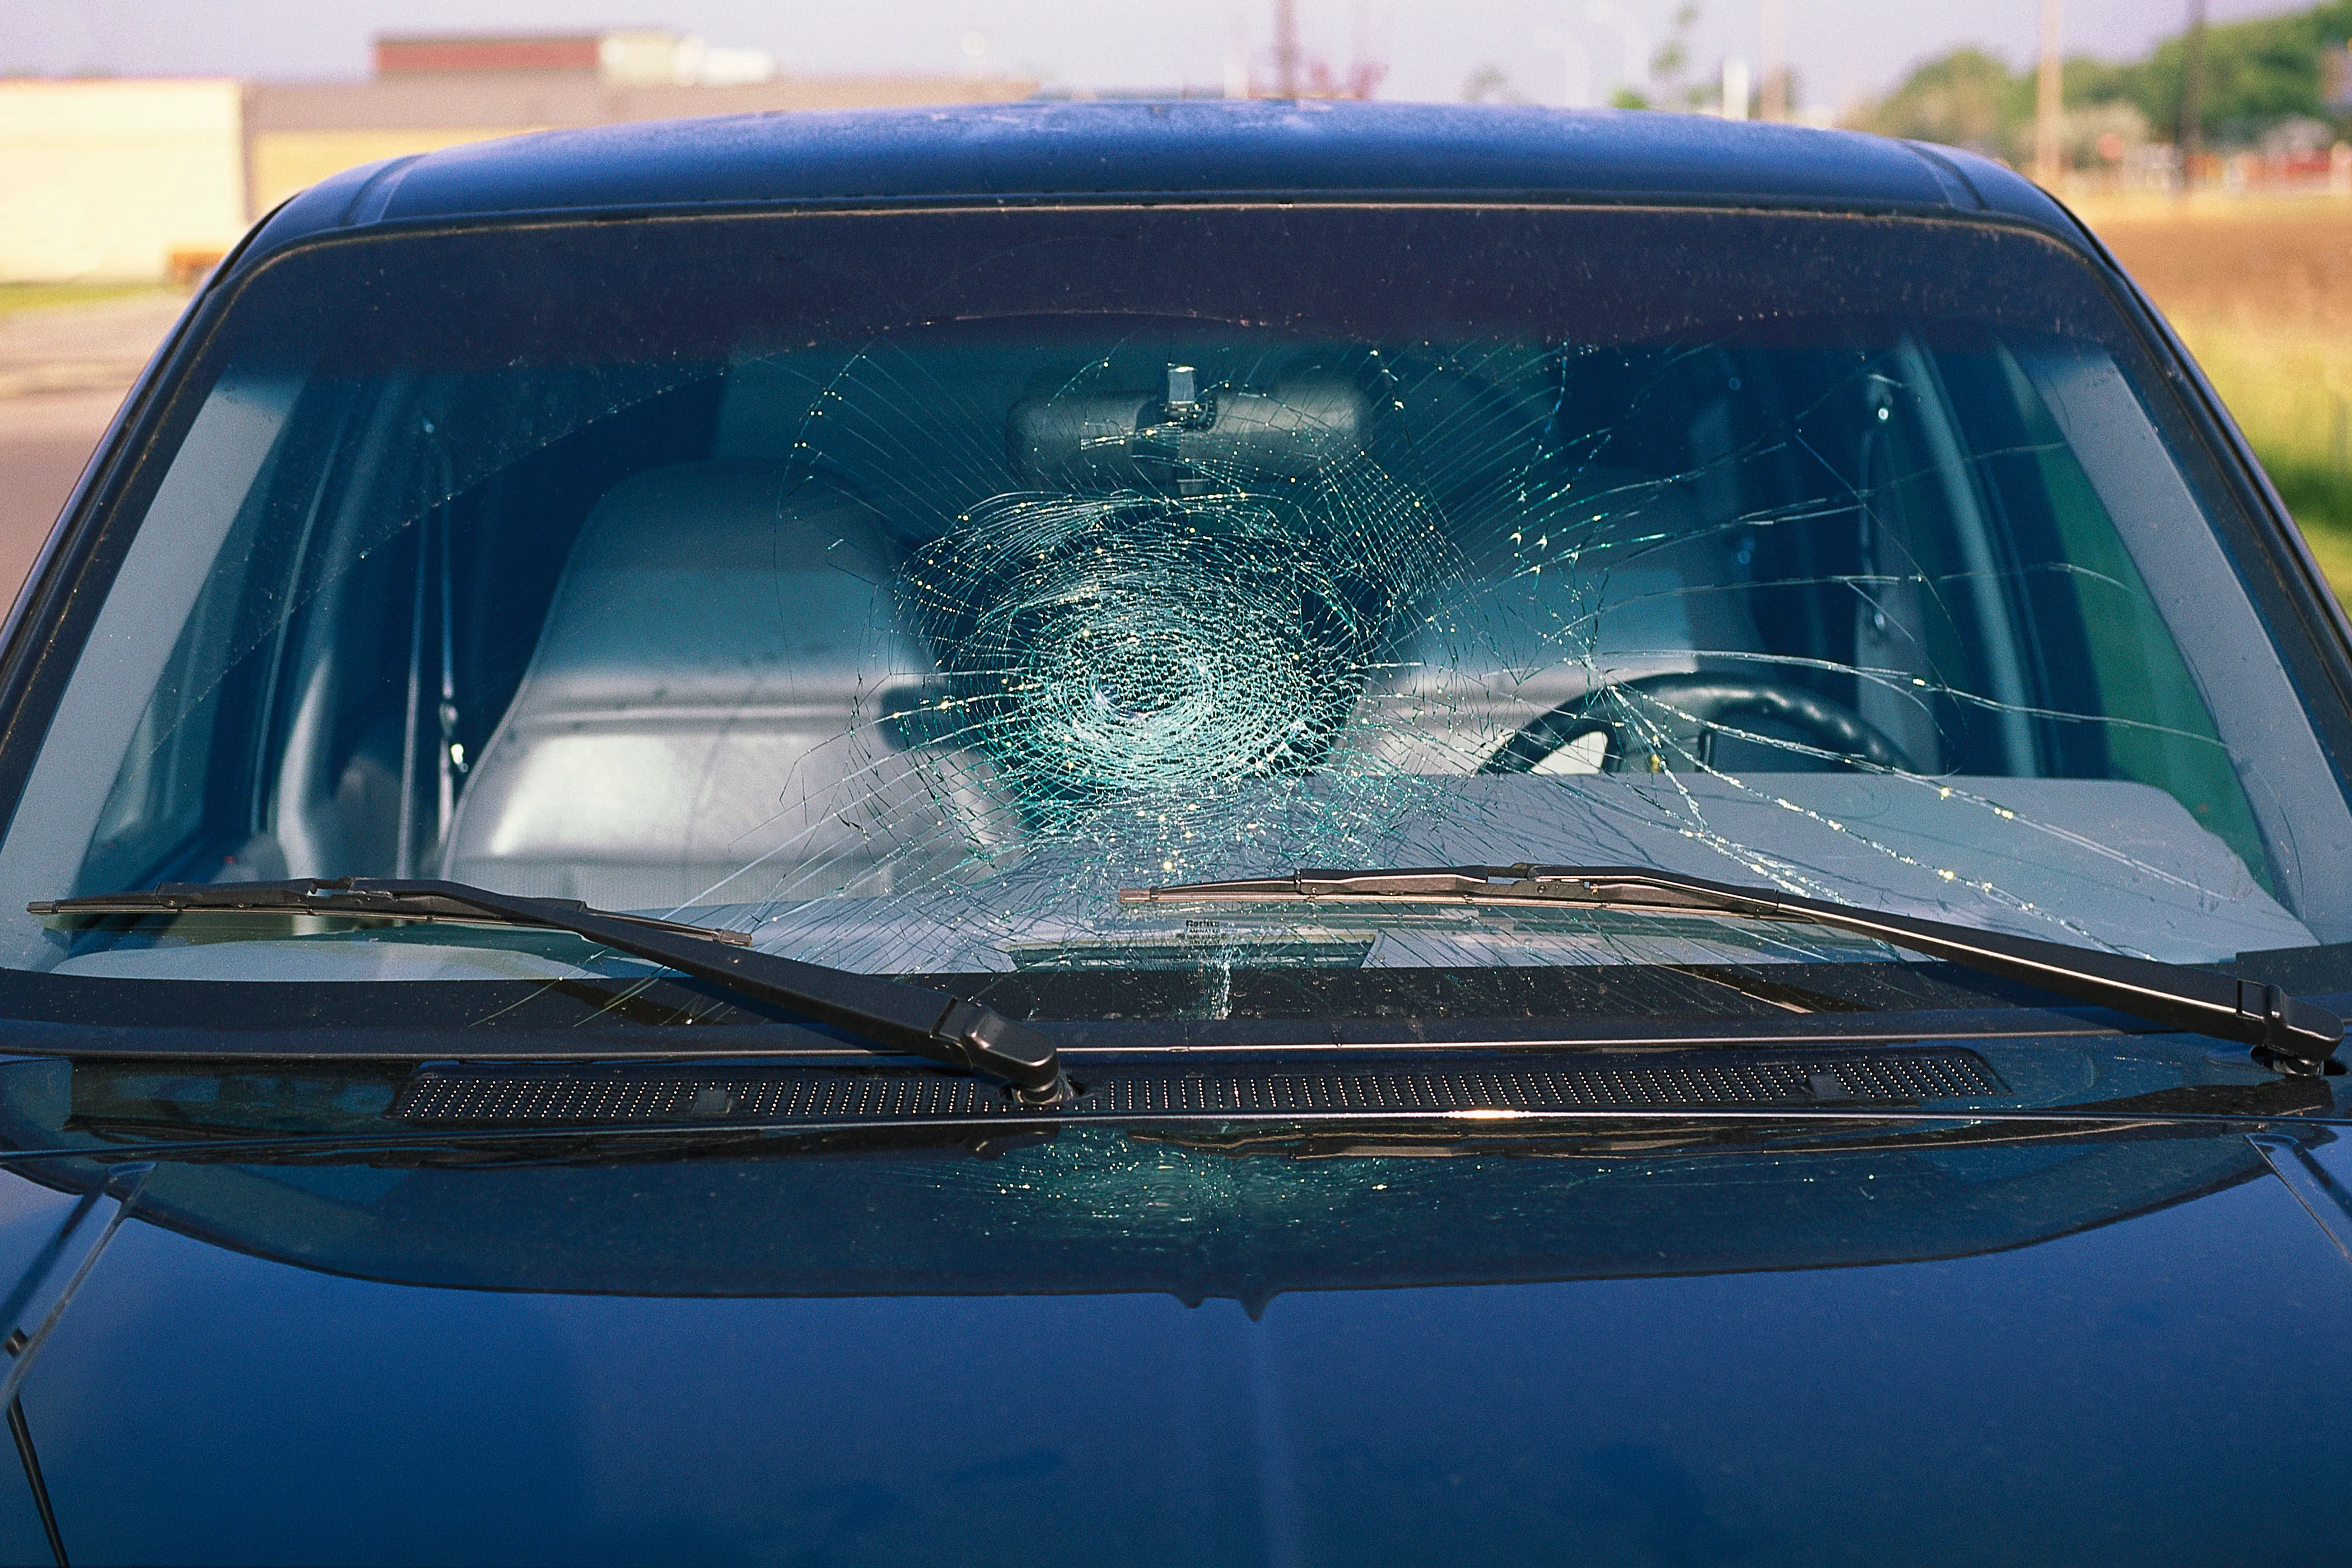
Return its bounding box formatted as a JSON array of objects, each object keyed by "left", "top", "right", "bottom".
[
  {"left": 0, "top": 390, "right": 122, "bottom": 597},
  {"left": 0, "top": 293, "right": 185, "bottom": 605}
]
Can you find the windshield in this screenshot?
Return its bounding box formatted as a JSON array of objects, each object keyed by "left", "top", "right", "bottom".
[{"left": 3, "top": 204, "right": 2346, "bottom": 1016}]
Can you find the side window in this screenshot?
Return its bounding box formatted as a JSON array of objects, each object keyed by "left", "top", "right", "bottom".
[
  {"left": 1996, "top": 346, "right": 2267, "bottom": 883},
  {"left": 74, "top": 372, "right": 730, "bottom": 896},
  {"left": 73, "top": 377, "right": 305, "bottom": 893},
  {"left": 81, "top": 615, "right": 220, "bottom": 892}
]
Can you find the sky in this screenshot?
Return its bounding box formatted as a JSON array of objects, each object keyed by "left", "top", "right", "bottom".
[{"left": 0, "top": 1, "right": 2311, "bottom": 110}]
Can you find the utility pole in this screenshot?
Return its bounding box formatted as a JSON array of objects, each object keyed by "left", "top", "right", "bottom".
[
  {"left": 2180, "top": 0, "right": 2208, "bottom": 180},
  {"left": 2033, "top": 0, "right": 2064, "bottom": 187},
  {"left": 1759, "top": 0, "right": 1785, "bottom": 121},
  {"left": 1273, "top": 0, "right": 1300, "bottom": 99},
  {"left": 1722, "top": 57, "right": 1751, "bottom": 120},
  {"left": 1585, "top": 3, "right": 1648, "bottom": 105}
]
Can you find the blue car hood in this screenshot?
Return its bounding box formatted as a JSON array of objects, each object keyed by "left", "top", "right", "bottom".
[{"left": 1, "top": 1112, "right": 2349, "bottom": 1565}]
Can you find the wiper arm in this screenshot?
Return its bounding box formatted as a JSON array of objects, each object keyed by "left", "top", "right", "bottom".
[
  {"left": 31, "top": 878, "right": 1071, "bottom": 1104},
  {"left": 1122, "top": 864, "right": 2346, "bottom": 1076}
]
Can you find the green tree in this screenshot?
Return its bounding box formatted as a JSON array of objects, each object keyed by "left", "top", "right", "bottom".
[
  {"left": 2130, "top": 1, "right": 2352, "bottom": 139},
  {"left": 1864, "top": 48, "right": 2029, "bottom": 155},
  {"left": 2063, "top": 55, "right": 2145, "bottom": 113},
  {"left": 1869, "top": 4, "right": 2352, "bottom": 157}
]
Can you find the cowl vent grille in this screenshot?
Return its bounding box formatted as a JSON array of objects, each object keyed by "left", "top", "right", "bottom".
[
  {"left": 392, "top": 1048, "right": 2003, "bottom": 1126},
  {"left": 395, "top": 1071, "right": 1003, "bottom": 1125}
]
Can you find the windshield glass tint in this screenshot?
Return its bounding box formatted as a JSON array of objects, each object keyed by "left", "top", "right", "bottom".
[{"left": 4, "top": 206, "right": 2345, "bottom": 995}]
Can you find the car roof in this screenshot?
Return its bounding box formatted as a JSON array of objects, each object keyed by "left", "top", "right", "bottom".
[{"left": 239, "top": 99, "right": 2084, "bottom": 272}]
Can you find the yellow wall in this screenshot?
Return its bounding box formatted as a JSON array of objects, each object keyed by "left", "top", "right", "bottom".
[
  {"left": 0, "top": 79, "right": 247, "bottom": 282},
  {"left": 249, "top": 127, "right": 543, "bottom": 216},
  {"left": 3, "top": 73, "right": 1040, "bottom": 283}
]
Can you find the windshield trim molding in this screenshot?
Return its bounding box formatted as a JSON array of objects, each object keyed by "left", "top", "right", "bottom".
[
  {"left": 0, "top": 198, "right": 2266, "bottom": 879},
  {"left": 3, "top": 201, "right": 2343, "bottom": 1013}
]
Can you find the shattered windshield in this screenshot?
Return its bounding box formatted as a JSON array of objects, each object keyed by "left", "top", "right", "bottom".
[{"left": 2, "top": 204, "right": 2345, "bottom": 1011}]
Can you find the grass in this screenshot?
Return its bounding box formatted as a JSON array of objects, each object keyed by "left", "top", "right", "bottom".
[
  {"left": 0, "top": 281, "right": 170, "bottom": 316},
  {"left": 2256, "top": 452, "right": 2352, "bottom": 591},
  {"left": 2077, "top": 201, "right": 2352, "bottom": 608},
  {"left": 2163, "top": 311, "right": 2352, "bottom": 594}
]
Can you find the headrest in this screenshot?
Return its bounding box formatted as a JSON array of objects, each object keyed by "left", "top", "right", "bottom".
[{"left": 519, "top": 461, "right": 913, "bottom": 713}]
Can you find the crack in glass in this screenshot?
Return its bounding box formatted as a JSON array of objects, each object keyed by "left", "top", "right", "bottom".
[
  {"left": 648, "top": 327, "right": 2297, "bottom": 979},
  {"left": 30, "top": 211, "right": 2337, "bottom": 998}
]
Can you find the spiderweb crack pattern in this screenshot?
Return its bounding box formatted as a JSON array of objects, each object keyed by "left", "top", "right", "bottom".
[{"left": 680, "top": 326, "right": 2300, "bottom": 979}]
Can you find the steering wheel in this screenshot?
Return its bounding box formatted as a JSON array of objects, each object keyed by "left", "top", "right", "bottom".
[{"left": 1480, "top": 673, "right": 1917, "bottom": 776}]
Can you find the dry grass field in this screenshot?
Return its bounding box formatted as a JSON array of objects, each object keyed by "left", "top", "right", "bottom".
[{"left": 2076, "top": 197, "right": 2352, "bottom": 605}]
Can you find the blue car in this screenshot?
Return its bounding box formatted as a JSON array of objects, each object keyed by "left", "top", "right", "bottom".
[{"left": 0, "top": 100, "right": 2347, "bottom": 1565}]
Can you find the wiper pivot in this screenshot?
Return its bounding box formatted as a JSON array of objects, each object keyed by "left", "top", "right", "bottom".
[
  {"left": 1122, "top": 865, "right": 2345, "bottom": 1076},
  {"left": 32, "top": 878, "right": 1071, "bottom": 1104}
]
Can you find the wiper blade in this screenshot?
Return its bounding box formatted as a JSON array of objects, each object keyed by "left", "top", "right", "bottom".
[
  {"left": 1122, "top": 864, "right": 2346, "bottom": 1076},
  {"left": 40, "top": 880, "right": 756, "bottom": 945},
  {"left": 31, "top": 878, "right": 1071, "bottom": 1104}
]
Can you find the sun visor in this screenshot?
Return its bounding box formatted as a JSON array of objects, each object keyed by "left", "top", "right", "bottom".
[{"left": 1009, "top": 368, "right": 1369, "bottom": 489}]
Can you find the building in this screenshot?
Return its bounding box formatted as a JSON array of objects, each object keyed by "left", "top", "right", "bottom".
[
  {"left": 0, "top": 78, "right": 248, "bottom": 283},
  {"left": 1, "top": 29, "right": 1035, "bottom": 284}
]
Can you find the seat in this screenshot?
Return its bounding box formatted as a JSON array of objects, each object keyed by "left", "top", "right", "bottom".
[
  {"left": 1357, "top": 471, "right": 1762, "bottom": 772},
  {"left": 442, "top": 462, "right": 981, "bottom": 912}
]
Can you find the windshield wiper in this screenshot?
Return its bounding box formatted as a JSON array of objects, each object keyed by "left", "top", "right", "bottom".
[
  {"left": 31, "top": 878, "right": 1071, "bottom": 1104},
  {"left": 1122, "top": 864, "right": 2346, "bottom": 1076}
]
